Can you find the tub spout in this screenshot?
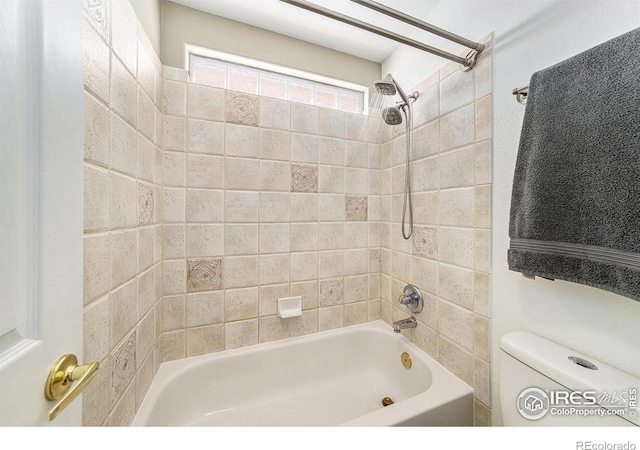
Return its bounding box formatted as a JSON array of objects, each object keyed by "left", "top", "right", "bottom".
[{"left": 393, "top": 317, "right": 417, "bottom": 333}]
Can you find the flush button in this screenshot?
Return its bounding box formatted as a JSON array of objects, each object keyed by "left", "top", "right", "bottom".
[{"left": 568, "top": 356, "right": 598, "bottom": 370}]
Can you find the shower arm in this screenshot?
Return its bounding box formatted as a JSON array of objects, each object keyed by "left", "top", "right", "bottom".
[
  {"left": 279, "top": 0, "right": 481, "bottom": 69},
  {"left": 393, "top": 80, "right": 409, "bottom": 105}
]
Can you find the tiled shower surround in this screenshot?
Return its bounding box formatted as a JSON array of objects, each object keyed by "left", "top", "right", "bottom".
[
  {"left": 82, "top": 0, "right": 164, "bottom": 426},
  {"left": 81, "top": 0, "right": 492, "bottom": 427},
  {"left": 160, "top": 67, "right": 382, "bottom": 356},
  {"left": 379, "top": 42, "right": 493, "bottom": 426}
]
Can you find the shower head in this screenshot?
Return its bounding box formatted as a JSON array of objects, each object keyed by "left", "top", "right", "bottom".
[
  {"left": 374, "top": 73, "right": 409, "bottom": 105},
  {"left": 382, "top": 106, "right": 403, "bottom": 125},
  {"left": 374, "top": 74, "right": 397, "bottom": 96}
]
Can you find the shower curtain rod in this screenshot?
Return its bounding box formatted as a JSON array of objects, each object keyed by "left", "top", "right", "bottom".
[{"left": 279, "top": 0, "right": 484, "bottom": 69}]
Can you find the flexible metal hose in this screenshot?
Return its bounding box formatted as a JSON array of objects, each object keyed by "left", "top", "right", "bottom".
[{"left": 401, "top": 102, "right": 413, "bottom": 240}]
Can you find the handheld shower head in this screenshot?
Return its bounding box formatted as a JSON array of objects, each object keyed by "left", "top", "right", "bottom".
[
  {"left": 374, "top": 74, "right": 397, "bottom": 96},
  {"left": 374, "top": 73, "right": 409, "bottom": 105},
  {"left": 373, "top": 73, "right": 419, "bottom": 241},
  {"left": 382, "top": 106, "right": 403, "bottom": 125}
]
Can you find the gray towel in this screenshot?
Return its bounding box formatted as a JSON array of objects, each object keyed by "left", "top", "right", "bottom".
[{"left": 508, "top": 26, "right": 640, "bottom": 301}]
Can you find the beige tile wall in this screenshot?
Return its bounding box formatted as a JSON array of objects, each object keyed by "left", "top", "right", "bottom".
[
  {"left": 378, "top": 39, "right": 493, "bottom": 426},
  {"left": 159, "top": 69, "right": 382, "bottom": 360},
  {"left": 82, "top": 0, "right": 164, "bottom": 426},
  {"left": 82, "top": 0, "right": 491, "bottom": 427}
]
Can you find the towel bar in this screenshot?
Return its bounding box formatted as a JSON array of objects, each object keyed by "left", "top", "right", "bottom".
[{"left": 512, "top": 86, "right": 529, "bottom": 104}]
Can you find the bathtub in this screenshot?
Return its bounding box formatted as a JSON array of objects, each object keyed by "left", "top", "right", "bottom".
[{"left": 132, "top": 320, "right": 474, "bottom": 426}]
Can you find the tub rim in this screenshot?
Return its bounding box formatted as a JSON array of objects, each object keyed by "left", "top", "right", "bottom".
[{"left": 132, "top": 320, "right": 474, "bottom": 427}]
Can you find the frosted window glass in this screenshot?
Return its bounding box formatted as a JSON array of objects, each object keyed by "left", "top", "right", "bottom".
[
  {"left": 189, "top": 54, "right": 364, "bottom": 113},
  {"left": 289, "top": 79, "right": 315, "bottom": 105},
  {"left": 228, "top": 65, "right": 259, "bottom": 94},
  {"left": 191, "top": 59, "right": 226, "bottom": 88},
  {"left": 339, "top": 91, "right": 362, "bottom": 113},
  {"left": 315, "top": 85, "right": 339, "bottom": 109},
  {"left": 260, "top": 72, "right": 288, "bottom": 99}
]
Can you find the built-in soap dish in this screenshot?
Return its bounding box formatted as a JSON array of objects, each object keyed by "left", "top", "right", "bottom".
[{"left": 277, "top": 296, "right": 302, "bottom": 319}]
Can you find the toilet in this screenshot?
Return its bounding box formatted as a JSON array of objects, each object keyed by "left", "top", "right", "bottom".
[{"left": 500, "top": 331, "right": 639, "bottom": 426}]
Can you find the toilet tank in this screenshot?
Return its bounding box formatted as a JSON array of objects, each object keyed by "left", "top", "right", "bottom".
[{"left": 500, "top": 332, "right": 639, "bottom": 427}]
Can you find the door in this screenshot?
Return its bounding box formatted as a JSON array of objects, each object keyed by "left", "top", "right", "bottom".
[{"left": 0, "top": 0, "right": 84, "bottom": 425}]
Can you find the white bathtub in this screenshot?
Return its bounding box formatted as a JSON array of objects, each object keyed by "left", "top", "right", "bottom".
[{"left": 132, "top": 320, "right": 474, "bottom": 426}]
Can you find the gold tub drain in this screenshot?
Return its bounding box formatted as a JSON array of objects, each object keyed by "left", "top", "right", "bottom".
[
  {"left": 401, "top": 352, "right": 412, "bottom": 369},
  {"left": 382, "top": 397, "right": 394, "bottom": 407}
]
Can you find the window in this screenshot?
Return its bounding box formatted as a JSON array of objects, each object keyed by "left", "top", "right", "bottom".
[{"left": 187, "top": 46, "right": 368, "bottom": 114}]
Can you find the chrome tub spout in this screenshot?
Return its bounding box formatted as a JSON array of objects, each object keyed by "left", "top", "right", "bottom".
[{"left": 393, "top": 317, "right": 417, "bottom": 333}]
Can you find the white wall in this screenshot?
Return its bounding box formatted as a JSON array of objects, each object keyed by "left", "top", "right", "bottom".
[
  {"left": 382, "top": 1, "right": 640, "bottom": 425},
  {"left": 129, "top": 0, "right": 163, "bottom": 56}
]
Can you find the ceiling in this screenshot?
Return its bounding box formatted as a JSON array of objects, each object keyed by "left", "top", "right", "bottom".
[{"left": 168, "top": 0, "right": 442, "bottom": 63}]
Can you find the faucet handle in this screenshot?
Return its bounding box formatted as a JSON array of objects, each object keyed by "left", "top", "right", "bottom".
[
  {"left": 397, "top": 284, "right": 424, "bottom": 314},
  {"left": 397, "top": 291, "right": 412, "bottom": 305}
]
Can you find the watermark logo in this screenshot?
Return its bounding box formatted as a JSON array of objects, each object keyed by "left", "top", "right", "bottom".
[
  {"left": 517, "top": 387, "right": 638, "bottom": 421},
  {"left": 517, "top": 387, "right": 550, "bottom": 420},
  {"left": 576, "top": 442, "right": 636, "bottom": 450}
]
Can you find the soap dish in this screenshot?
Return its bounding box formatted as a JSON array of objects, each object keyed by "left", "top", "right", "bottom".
[{"left": 277, "top": 296, "right": 302, "bottom": 318}]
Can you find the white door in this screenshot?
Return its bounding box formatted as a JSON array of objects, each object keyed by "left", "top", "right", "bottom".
[{"left": 0, "top": 0, "right": 84, "bottom": 425}]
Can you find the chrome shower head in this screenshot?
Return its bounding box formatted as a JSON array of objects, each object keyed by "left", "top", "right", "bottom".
[
  {"left": 374, "top": 73, "right": 409, "bottom": 105},
  {"left": 382, "top": 106, "right": 403, "bottom": 125},
  {"left": 374, "top": 74, "right": 397, "bottom": 96}
]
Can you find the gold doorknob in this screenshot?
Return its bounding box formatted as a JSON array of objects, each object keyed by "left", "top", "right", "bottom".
[{"left": 44, "top": 354, "right": 99, "bottom": 421}]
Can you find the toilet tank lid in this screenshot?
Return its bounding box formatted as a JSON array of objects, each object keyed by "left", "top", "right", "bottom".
[{"left": 501, "top": 332, "right": 640, "bottom": 425}]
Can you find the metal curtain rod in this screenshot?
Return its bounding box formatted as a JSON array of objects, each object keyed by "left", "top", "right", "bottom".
[
  {"left": 350, "top": 0, "right": 484, "bottom": 53},
  {"left": 279, "top": 0, "right": 482, "bottom": 69}
]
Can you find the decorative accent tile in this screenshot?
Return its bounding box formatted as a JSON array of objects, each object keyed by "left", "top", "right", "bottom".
[
  {"left": 84, "top": 0, "right": 109, "bottom": 42},
  {"left": 138, "top": 183, "right": 154, "bottom": 225},
  {"left": 187, "top": 259, "right": 223, "bottom": 292},
  {"left": 227, "top": 92, "right": 258, "bottom": 126},
  {"left": 320, "top": 279, "right": 343, "bottom": 306},
  {"left": 292, "top": 164, "right": 318, "bottom": 193},
  {"left": 345, "top": 196, "right": 368, "bottom": 221},
  {"left": 111, "top": 332, "right": 135, "bottom": 405},
  {"left": 414, "top": 227, "right": 437, "bottom": 258}
]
